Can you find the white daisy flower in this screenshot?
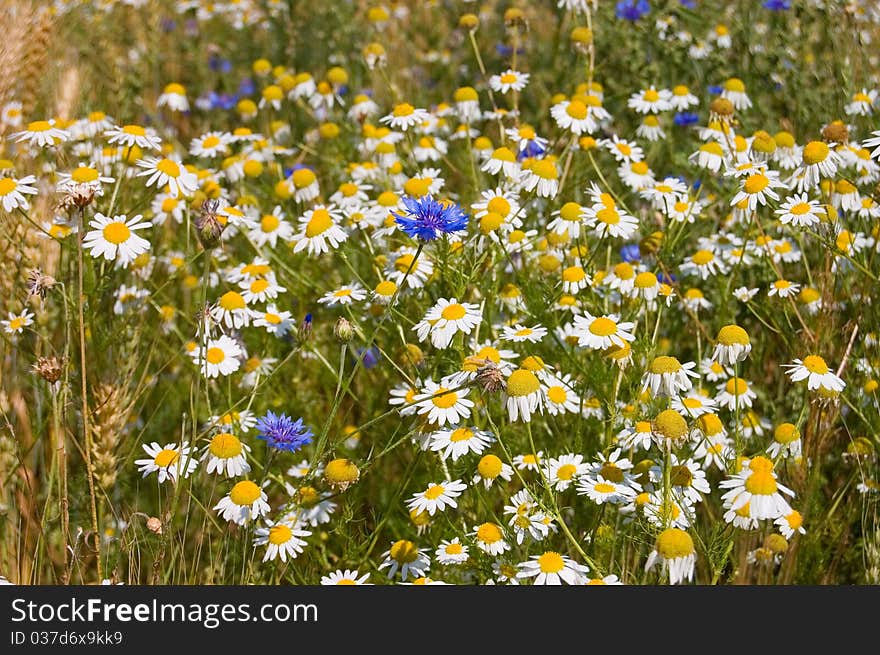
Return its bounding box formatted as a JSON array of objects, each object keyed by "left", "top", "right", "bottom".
[
  {"left": 214, "top": 480, "right": 270, "bottom": 525},
  {"left": 135, "top": 442, "right": 198, "bottom": 484},
  {"left": 82, "top": 213, "right": 151, "bottom": 266}
]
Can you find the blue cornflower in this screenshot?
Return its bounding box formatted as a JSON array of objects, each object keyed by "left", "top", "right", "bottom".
[
  {"left": 763, "top": 0, "right": 790, "bottom": 9},
  {"left": 238, "top": 77, "right": 256, "bottom": 96},
  {"left": 393, "top": 195, "right": 469, "bottom": 242},
  {"left": 355, "top": 346, "right": 381, "bottom": 369},
  {"left": 679, "top": 0, "right": 696, "bottom": 8},
  {"left": 616, "top": 0, "right": 650, "bottom": 21},
  {"left": 673, "top": 112, "right": 699, "bottom": 126},
  {"left": 517, "top": 140, "right": 547, "bottom": 160},
  {"left": 255, "top": 411, "right": 313, "bottom": 453},
  {"left": 707, "top": 84, "right": 723, "bottom": 95},
  {"left": 620, "top": 244, "right": 642, "bottom": 263}
]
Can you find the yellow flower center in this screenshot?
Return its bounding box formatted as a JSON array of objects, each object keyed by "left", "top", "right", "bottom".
[
  {"left": 743, "top": 173, "right": 769, "bottom": 194},
  {"left": 656, "top": 528, "right": 694, "bottom": 559},
  {"left": 566, "top": 100, "right": 588, "bottom": 120},
  {"left": 267, "top": 524, "right": 292, "bottom": 545},
  {"left": 773, "top": 423, "right": 800, "bottom": 444},
  {"left": 718, "top": 324, "right": 749, "bottom": 345},
  {"left": 305, "top": 208, "right": 332, "bottom": 237},
  {"left": 506, "top": 369, "right": 540, "bottom": 397},
  {"left": 430, "top": 387, "right": 459, "bottom": 409},
  {"left": 424, "top": 484, "right": 445, "bottom": 500},
  {"left": 478, "top": 455, "right": 503, "bottom": 479},
  {"left": 27, "top": 120, "right": 52, "bottom": 132},
  {"left": 102, "top": 221, "right": 131, "bottom": 245},
  {"left": 649, "top": 356, "right": 682, "bottom": 374},
  {"left": 537, "top": 551, "right": 565, "bottom": 573},
  {"left": 589, "top": 317, "right": 618, "bottom": 336},
  {"left": 556, "top": 464, "right": 577, "bottom": 481},
  {"left": 691, "top": 249, "right": 714, "bottom": 265},
  {"left": 531, "top": 159, "right": 558, "bottom": 180},
  {"left": 154, "top": 449, "right": 179, "bottom": 467},
  {"left": 745, "top": 470, "right": 778, "bottom": 495},
  {"left": 392, "top": 103, "right": 415, "bottom": 117},
  {"left": 219, "top": 291, "right": 246, "bottom": 311},
  {"left": 653, "top": 409, "right": 688, "bottom": 441},
  {"left": 594, "top": 482, "right": 616, "bottom": 494},
  {"left": 547, "top": 386, "right": 567, "bottom": 404},
  {"left": 230, "top": 480, "right": 262, "bottom": 506},
  {"left": 500, "top": 73, "right": 518, "bottom": 84},
  {"left": 643, "top": 89, "right": 659, "bottom": 102},
  {"left": 725, "top": 377, "right": 748, "bottom": 395},
  {"left": 205, "top": 347, "right": 226, "bottom": 365},
  {"left": 0, "top": 178, "right": 16, "bottom": 195},
  {"left": 261, "top": 214, "right": 280, "bottom": 232},
  {"left": 803, "top": 141, "right": 829, "bottom": 165},
  {"left": 156, "top": 158, "right": 181, "bottom": 177},
  {"left": 390, "top": 539, "right": 419, "bottom": 563},
  {"left": 802, "top": 355, "right": 829, "bottom": 374},
  {"left": 476, "top": 523, "right": 502, "bottom": 543},
  {"left": 209, "top": 433, "right": 242, "bottom": 459},
  {"left": 71, "top": 166, "right": 99, "bottom": 183},
  {"left": 595, "top": 207, "right": 620, "bottom": 225},
  {"left": 441, "top": 303, "right": 466, "bottom": 320}
]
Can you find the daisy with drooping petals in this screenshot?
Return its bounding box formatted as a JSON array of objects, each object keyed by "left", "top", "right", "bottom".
[
  {"left": 378, "top": 540, "right": 431, "bottom": 581},
  {"left": 293, "top": 205, "right": 348, "bottom": 256},
  {"left": 201, "top": 432, "right": 251, "bottom": 477},
  {"left": 712, "top": 325, "right": 752, "bottom": 365},
  {"left": 504, "top": 368, "right": 544, "bottom": 423},
  {"left": 210, "top": 291, "right": 253, "bottom": 328},
  {"left": 253, "top": 519, "right": 311, "bottom": 562},
  {"left": 157, "top": 82, "right": 189, "bottom": 112},
  {"left": 783, "top": 355, "right": 845, "bottom": 392},
  {"left": 135, "top": 442, "right": 198, "bottom": 484},
  {"left": 720, "top": 456, "right": 794, "bottom": 520},
  {"left": 798, "top": 140, "right": 841, "bottom": 189},
  {"left": 517, "top": 552, "right": 588, "bottom": 585},
  {"left": 641, "top": 356, "right": 699, "bottom": 397},
  {"left": 645, "top": 528, "right": 696, "bottom": 585},
  {"left": 715, "top": 376, "right": 757, "bottom": 410},
  {"left": 82, "top": 213, "right": 151, "bottom": 266},
  {"left": 214, "top": 480, "right": 270, "bottom": 525},
  {"left": 136, "top": 156, "right": 199, "bottom": 198},
  {"left": 471, "top": 522, "right": 511, "bottom": 556},
  {"left": 473, "top": 455, "right": 514, "bottom": 489},
  {"left": 775, "top": 510, "right": 806, "bottom": 540}
]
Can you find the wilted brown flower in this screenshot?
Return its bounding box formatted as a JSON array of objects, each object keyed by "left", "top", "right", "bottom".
[
  {"left": 26, "top": 269, "right": 57, "bottom": 299},
  {"left": 32, "top": 356, "right": 64, "bottom": 385}
]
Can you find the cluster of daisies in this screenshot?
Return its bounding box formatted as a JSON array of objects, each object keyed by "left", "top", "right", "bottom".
[{"left": 2, "top": 0, "right": 878, "bottom": 586}]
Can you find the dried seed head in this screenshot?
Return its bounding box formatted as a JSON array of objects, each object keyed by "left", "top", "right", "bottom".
[
  {"left": 32, "top": 356, "right": 64, "bottom": 385},
  {"left": 475, "top": 361, "right": 506, "bottom": 394},
  {"left": 821, "top": 120, "right": 849, "bottom": 145},
  {"left": 709, "top": 97, "right": 735, "bottom": 120},
  {"left": 26, "top": 269, "right": 57, "bottom": 299},
  {"left": 63, "top": 182, "right": 98, "bottom": 209}
]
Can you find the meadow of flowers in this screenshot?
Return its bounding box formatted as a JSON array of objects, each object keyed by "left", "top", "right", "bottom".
[{"left": 1, "top": 0, "right": 879, "bottom": 586}]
